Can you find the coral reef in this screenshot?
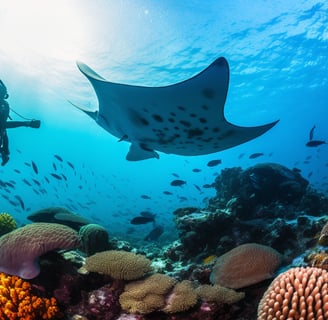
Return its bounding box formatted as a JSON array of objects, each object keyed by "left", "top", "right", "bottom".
[
  {"left": 0, "top": 212, "right": 17, "bottom": 237},
  {"left": 0, "top": 272, "right": 62, "bottom": 319},
  {"left": 174, "top": 163, "right": 328, "bottom": 260},
  {"left": 210, "top": 243, "right": 282, "bottom": 289},
  {"left": 257, "top": 267, "right": 328, "bottom": 319},
  {"left": 81, "top": 250, "right": 153, "bottom": 280},
  {"left": 79, "top": 223, "right": 110, "bottom": 256},
  {"left": 0, "top": 222, "right": 80, "bottom": 279}
]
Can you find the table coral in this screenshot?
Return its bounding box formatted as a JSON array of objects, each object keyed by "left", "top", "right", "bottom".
[
  {"left": 0, "top": 272, "right": 62, "bottom": 319},
  {"left": 0, "top": 222, "right": 80, "bottom": 279}
]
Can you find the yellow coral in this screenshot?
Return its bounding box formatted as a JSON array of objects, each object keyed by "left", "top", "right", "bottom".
[
  {"left": 0, "top": 272, "right": 61, "bottom": 320},
  {"left": 195, "top": 284, "right": 245, "bottom": 304},
  {"left": 162, "top": 280, "right": 198, "bottom": 313},
  {"left": 119, "top": 273, "right": 176, "bottom": 314},
  {"left": 83, "top": 250, "right": 153, "bottom": 280},
  {"left": 0, "top": 212, "right": 17, "bottom": 237}
]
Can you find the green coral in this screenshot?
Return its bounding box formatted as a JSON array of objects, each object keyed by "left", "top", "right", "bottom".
[{"left": 0, "top": 212, "right": 17, "bottom": 237}]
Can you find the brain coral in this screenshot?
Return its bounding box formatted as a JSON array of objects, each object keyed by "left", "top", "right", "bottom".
[
  {"left": 210, "top": 243, "right": 282, "bottom": 289},
  {"left": 79, "top": 223, "right": 109, "bottom": 256},
  {"left": 0, "top": 212, "right": 17, "bottom": 236},
  {"left": 119, "top": 273, "right": 176, "bottom": 314},
  {"left": 0, "top": 272, "right": 61, "bottom": 319},
  {"left": 0, "top": 222, "right": 80, "bottom": 279},
  {"left": 258, "top": 267, "right": 328, "bottom": 320},
  {"left": 83, "top": 250, "right": 152, "bottom": 280}
]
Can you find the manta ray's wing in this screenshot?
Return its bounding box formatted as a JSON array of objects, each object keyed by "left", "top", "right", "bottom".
[{"left": 76, "top": 58, "right": 278, "bottom": 161}]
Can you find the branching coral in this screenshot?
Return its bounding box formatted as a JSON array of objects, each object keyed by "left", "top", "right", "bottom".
[
  {"left": 0, "top": 272, "right": 61, "bottom": 319},
  {"left": 82, "top": 250, "right": 152, "bottom": 280},
  {"left": 0, "top": 212, "right": 17, "bottom": 237},
  {"left": 257, "top": 267, "right": 328, "bottom": 319}
]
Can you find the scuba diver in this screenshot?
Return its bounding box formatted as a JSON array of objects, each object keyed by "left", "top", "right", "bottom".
[{"left": 0, "top": 79, "right": 41, "bottom": 166}]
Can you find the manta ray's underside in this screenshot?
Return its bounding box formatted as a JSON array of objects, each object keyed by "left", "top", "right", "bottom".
[{"left": 74, "top": 57, "right": 278, "bottom": 161}]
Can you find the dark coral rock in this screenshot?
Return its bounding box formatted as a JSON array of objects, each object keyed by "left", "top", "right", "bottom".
[
  {"left": 68, "top": 282, "right": 123, "bottom": 320},
  {"left": 174, "top": 162, "right": 328, "bottom": 261}
]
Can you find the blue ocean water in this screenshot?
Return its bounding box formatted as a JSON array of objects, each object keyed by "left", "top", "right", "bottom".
[{"left": 0, "top": 0, "right": 327, "bottom": 243}]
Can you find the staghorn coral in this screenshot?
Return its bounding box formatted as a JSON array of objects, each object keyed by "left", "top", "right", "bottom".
[
  {"left": 162, "top": 280, "right": 198, "bottom": 313},
  {"left": 196, "top": 284, "right": 245, "bottom": 304},
  {"left": 0, "top": 212, "right": 17, "bottom": 237},
  {"left": 82, "top": 250, "right": 152, "bottom": 280},
  {"left": 0, "top": 272, "right": 61, "bottom": 319},
  {"left": 0, "top": 222, "right": 80, "bottom": 279},
  {"left": 210, "top": 243, "right": 282, "bottom": 289},
  {"left": 119, "top": 273, "right": 176, "bottom": 314},
  {"left": 257, "top": 267, "right": 328, "bottom": 320}
]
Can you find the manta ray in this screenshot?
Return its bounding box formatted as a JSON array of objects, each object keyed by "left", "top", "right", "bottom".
[{"left": 74, "top": 57, "right": 278, "bottom": 161}]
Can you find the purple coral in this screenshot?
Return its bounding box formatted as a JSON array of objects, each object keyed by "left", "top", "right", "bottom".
[
  {"left": 0, "top": 222, "right": 80, "bottom": 279},
  {"left": 68, "top": 283, "right": 123, "bottom": 320}
]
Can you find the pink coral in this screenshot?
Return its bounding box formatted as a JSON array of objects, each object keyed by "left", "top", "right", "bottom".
[
  {"left": 258, "top": 267, "right": 328, "bottom": 320},
  {"left": 0, "top": 222, "right": 80, "bottom": 279},
  {"left": 210, "top": 243, "right": 282, "bottom": 289}
]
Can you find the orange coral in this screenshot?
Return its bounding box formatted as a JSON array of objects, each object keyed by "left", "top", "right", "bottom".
[
  {"left": 257, "top": 267, "right": 328, "bottom": 319},
  {"left": 0, "top": 272, "right": 62, "bottom": 320}
]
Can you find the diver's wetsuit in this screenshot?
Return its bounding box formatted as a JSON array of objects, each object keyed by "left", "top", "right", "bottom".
[{"left": 0, "top": 80, "right": 41, "bottom": 166}]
